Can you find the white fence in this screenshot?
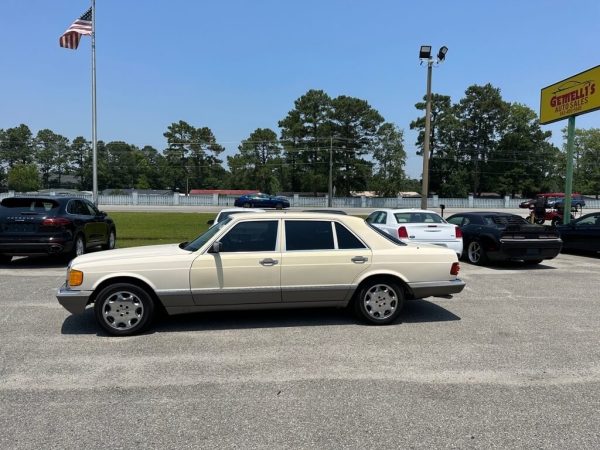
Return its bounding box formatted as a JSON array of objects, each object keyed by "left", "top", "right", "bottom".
[{"left": 1, "top": 191, "right": 599, "bottom": 209}]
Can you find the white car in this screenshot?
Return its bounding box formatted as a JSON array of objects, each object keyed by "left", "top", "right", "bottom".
[
  {"left": 366, "top": 208, "right": 463, "bottom": 257},
  {"left": 57, "top": 212, "right": 465, "bottom": 336},
  {"left": 207, "top": 207, "right": 266, "bottom": 226}
]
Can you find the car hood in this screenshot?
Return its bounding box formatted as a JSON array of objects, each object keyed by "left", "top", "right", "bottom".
[{"left": 71, "top": 243, "right": 190, "bottom": 265}]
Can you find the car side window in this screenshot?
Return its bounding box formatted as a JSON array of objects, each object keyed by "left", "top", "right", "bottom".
[
  {"left": 286, "top": 220, "right": 334, "bottom": 250},
  {"left": 67, "top": 200, "right": 88, "bottom": 215},
  {"left": 219, "top": 220, "right": 278, "bottom": 252},
  {"left": 335, "top": 222, "right": 366, "bottom": 249},
  {"left": 83, "top": 200, "right": 99, "bottom": 216},
  {"left": 447, "top": 216, "right": 463, "bottom": 226}
]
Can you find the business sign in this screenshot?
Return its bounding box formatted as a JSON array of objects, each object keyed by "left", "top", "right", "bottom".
[{"left": 540, "top": 65, "right": 600, "bottom": 124}]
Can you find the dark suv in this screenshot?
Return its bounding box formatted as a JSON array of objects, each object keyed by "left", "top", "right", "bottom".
[{"left": 0, "top": 196, "right": 116, "bottom": 263}]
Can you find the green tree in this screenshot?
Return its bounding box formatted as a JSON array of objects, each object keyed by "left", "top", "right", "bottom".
[
  {"left": 456, "top": 84, "right": 509, "bottom": 195},
  {"left": 227, "top": 128, "right": 283, "bottom": 192},
  {"left": 490, "top": 103, "right": 560, "bottom": 197},
  {"left": 7, "top": 163, "right": 40, "bottom": 192},
  {"left": 570, "top": 128, "right": 600, "bottom": 197},
  {"left": 0, "top": 124, "right": 34, "bottom": 167},
  {"left": 70, "top": 136, "right": 92, "bottom": 190},
  {"left": 163, "top": 120, "right": 225, "bottom": 191},
  {"left": 279, "top": 90, "right": 333, "bottom": 193},
  {"left": 370, "top": 123, "right": 407, "bottom": 196},
  {"left": 34, "top": 129, "right": 71, "bottom": 188}
]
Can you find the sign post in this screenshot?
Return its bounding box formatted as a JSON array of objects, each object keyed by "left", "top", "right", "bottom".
[{"left": 540, "top": 65, "right": 600, "bottom": 224}]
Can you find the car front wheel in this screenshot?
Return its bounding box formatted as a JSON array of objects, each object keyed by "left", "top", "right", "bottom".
[
  {"left": 94, "top": 283, "right": 155, "bottom": 336},
  {"left": 354, "top": 279, "right": 404, "bottom": 325},
  {"left": 467, "top": 240, "right": 488, "bottom": 265}
]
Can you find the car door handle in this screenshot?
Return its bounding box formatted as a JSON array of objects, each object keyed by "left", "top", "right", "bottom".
[
  {"left": 351, "top": 256, "right": 368, "bottom": 264},
  {"left": 259, "top": 258, "right": 279, "bottom": 266}
]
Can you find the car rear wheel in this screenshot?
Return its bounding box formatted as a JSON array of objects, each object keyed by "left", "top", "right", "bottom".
[
  {"left": 275, "top": 202, "right": 283, "bottom": 210},
  {"left": 94, "top": 283, "right": 155, "bottom": 336},
  {"left": 467, "top": 240, "right": 488, "bottom": 265},
  {"left": 243, "top": 202, "right": 251, "bottom": 208},
  {"left": 551, "top": 218, "right": 560, "bottom": 227},
  {"left": 354, "top": 279, "right": 404, "bottom": 325},
  {"left": 102, "top": 228, "right": 116, "bottom": 250},
  {"left": 70, "top": 234, "right": 86, "bottom": 259}
]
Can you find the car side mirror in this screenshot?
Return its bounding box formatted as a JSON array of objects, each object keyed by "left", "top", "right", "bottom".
[
  {"left": 207, "top": 219, "right": 215, "bottom": 225},
  {"left": 99, "top": 211, "right": 107, "bottom": 217},
  {"left": 209, "top": 241, "right": 223, "bottom": 253}
]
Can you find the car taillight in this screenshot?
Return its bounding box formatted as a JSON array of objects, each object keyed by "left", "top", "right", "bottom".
[
  {"left": 450, "top": 262, "right": 460, "bottom": 275},
  {"left": 42, "top": 217, "right": 72, "bottom": 227},
  {"left": 455, "top": 226, "right": 463, "bottom": 238},
  {"left": 397, "top": 226, "right": 409, "bottom": 239}
]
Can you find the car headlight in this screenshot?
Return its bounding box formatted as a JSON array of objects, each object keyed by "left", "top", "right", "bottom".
[{"left": 68, "top": 268, "right": 84, "bottom": 287}]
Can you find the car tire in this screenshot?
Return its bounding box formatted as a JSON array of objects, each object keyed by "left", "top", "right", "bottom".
[
  {"left": 102, "top": 228, "right": 116, "bottom": 250},
  {"left": 243, "top": 202, "right": 251, "bottom": 208},
  {"left": 70, "top": 234, "right": 86, "bottom": 259},
  {"left": 467, "top": 240, "right": 488, "bottom": 265},
  {"left": 0, "top": 254, "right": 12, "bottom": 264},
  {"left": 534, "top": 217, "right": 545, "bottom": 225},
  {"left": 354, "top": 279, "right": 404, "bottom": 325},
  {"left": 94, "top": 283, "right": 155, "bottom": 336},
  {"left": 551, "top": 218, "right": 560, "bottom": 227},
  {"left": 275, "top": 202, "right": 283, "bottom": 210}
]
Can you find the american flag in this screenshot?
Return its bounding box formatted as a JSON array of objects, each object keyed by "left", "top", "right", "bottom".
[{"left": 59, "top": 7, "right": 92, "bottom": 50}]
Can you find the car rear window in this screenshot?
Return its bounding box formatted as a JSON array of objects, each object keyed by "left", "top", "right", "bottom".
[
  {"left": 394, "top": 212, "right": 444, "bottom": 223},
  {"left": 0, "top": 198, "right": 59, "bottom": 213},
  {"left": 484, "top": 215, "right": 528, "bottom": 226}
]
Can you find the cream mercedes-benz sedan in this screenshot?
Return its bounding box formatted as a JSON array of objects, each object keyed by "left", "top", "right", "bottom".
[{"left": 57, "top": 212, "right": 465, "bottom": 336}]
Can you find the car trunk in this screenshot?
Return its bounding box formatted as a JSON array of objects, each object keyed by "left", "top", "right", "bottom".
[
  {"left": 0, "top": 198, "right": 61, "bottom": 235},
  {"left": 404, "top": 223, "right": 456, "bottom": 242}
]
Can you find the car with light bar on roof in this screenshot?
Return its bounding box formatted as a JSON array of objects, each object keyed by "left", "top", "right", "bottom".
[{"left": 57, "top": 211, "right": 465, "bottom": 336}]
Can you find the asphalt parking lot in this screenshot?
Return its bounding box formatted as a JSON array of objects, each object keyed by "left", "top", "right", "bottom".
[{"left": 1, "top": 251, "right": 599, "bottom": 449}]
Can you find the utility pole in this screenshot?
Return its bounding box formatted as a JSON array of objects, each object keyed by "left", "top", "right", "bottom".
[{"left": 328, "top": 137, "right": 333, "bottom": 207}]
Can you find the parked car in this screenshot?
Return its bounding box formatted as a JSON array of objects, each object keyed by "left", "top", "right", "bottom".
[
  {"left": 446, "top": 212, "right": 562, "bottom": 265},
  {"left": 0, "top": 196, "right": 116, "bottom": 264},
  {"left": 519, "top": 199, "right": 536, "bottom": 209},
  {"left": 551, "top": 195, "right": 586, "bottom": 211},
  {"left": 366, "top": 208, "right": 463, "bottom": 258},
  {"left": 57, "top": 211, "right": 465, "bottom": 336},
  {"left": 207, "top": 207, "right": 265, "bottom": 226},
  {"left": 555, "top": 212, "right": 600, "bottom": 252},
  {"left": 234, "top": 193, "right": 290, "bottom": 209},
  {"left": 520, "top": 193, "right": 585, "bottom": 210}
]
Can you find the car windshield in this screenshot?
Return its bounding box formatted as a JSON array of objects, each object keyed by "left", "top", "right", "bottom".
[{"left": 183, "top": 217, "right": 233, "bottom": 251}]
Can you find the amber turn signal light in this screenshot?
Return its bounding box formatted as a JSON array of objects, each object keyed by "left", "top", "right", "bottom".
[{"left": 68, "top": 269, "right": 84, "bottom": 286}]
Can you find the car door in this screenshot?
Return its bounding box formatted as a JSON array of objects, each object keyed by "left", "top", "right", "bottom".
[
  {"left": 280, "top": 219, "right": 372, "bottom": 303},
  {"left": 66, "top": 200, "right": 97, "bottom": 246},
  {"left": 189, "top": 219, "right": 281, "bottom": 306},
  {"left": 82, "top": 199, "right": 109, "bottom": 245},
  {"left": 569, "top": 214, "right": 600, "bottom": 251}
]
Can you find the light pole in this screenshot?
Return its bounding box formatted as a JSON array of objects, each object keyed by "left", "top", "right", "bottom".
[{"left": 419, "top": 45, "right": 448, "bottom": 210}]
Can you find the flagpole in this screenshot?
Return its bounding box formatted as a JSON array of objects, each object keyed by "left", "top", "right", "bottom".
[{"left": 91, "top": 0, "right": 98, "bottom": 205}]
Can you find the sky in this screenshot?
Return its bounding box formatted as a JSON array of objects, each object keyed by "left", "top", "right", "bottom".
[{"left": 1, "top": 0, "right": 600, "bottom": 179}]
